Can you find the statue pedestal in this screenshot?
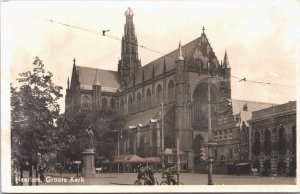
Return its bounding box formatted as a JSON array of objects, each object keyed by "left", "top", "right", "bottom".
[{"left": 82, "top": 149, "right": 96, "bottom": 178}]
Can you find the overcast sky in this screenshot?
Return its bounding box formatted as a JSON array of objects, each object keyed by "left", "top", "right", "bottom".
[{"left": 2, "top": 1, "right": 299, "bottom": 113}]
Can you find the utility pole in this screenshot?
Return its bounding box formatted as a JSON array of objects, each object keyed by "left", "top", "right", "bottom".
[
  {"left": 117, "top": 132, "right": 120, "bottom": 173},
  {"left": 161, "top": 102, "right": 165, "bottom": 169},
  {"left": 114, "top": 129, "right": 121, "bottom": 173},
  {"left": 176, "top": 132, "right": 180, "bottom": 184},
  {"left": 206, "top": 65, "right": 216, "bottom": 185}
]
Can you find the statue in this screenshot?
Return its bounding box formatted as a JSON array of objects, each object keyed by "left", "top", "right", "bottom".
[
  {"left": 82, "top": 125, "right": 96, "bottom": 178},
  {"left": 85, "top": 125, "right": 94, "bottom": 149}
]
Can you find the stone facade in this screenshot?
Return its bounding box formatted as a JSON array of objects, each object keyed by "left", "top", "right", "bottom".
[
  {"left": 65, "top": 8, "right": 241, "bottom": 170},
  {"left": 248, "top": 101, "right": 296, "bottom": 176}
]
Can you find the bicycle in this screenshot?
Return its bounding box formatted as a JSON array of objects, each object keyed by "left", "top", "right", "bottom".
[
  {"left": 160, "top": 175, "right": 183, "bottom": 185},
  {"left": 134, "top": 177, "right": 160, "bottom": 185}
]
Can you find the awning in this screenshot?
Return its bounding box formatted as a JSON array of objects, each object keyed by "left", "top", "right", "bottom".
[
  {"left": 236, "top": 163, "right": 250, "bottom": 166},
  {"left": 160, "top": 148, "right": 185, "bottom": 155},
  {"left": 144, "top": 157, "right": 161, "bottom": 163},
  {"left": 113, "top": 154, "right": 146, "bottom": 163}
]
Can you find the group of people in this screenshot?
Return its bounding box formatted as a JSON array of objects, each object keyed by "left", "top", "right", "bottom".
[{"left": 136, "top": 165, "right": 178, "bottom": 185}]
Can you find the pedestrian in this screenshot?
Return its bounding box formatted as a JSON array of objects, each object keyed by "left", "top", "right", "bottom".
[
  {"left": 237, "top": 167, "right": 240, "bottom": 176},
  {"left": 39, "top": 167, "right": 45, "bottom": 183},
  {"left": 59, "top": 166, "right": 63, "bottom": 176}
]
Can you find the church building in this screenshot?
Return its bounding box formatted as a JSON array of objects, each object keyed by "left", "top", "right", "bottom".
[{"left": 65, "top": 8, "right": 240, "bottom": 170}]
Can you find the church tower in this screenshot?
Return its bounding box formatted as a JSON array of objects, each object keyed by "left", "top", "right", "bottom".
[{"left": 118, "top": 7, "right": 141, "bottom": 87}]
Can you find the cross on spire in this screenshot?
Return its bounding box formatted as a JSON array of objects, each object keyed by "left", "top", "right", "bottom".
[
  {"left": 73, "top": 58, "right": 76, "bottom": 65},
  {"left": 202, "top": 26, "right": 205, "bottom": 34}
]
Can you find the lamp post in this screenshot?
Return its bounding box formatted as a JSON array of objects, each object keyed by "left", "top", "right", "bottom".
[
  {"left": 176, "top": 132, "right": 180, "bottom": 184},
  {"left": 113, "top": 130, "right": 122, "bottom": 173},
  {"left": 206, "top": 64, "right": 217, "bottom": 185},
  {"left": 74, "top": 161, "right": 81, "bottom": 177},
  {"left": 36, "top": 152, "right": 41, "bottom": 186},
  {"left": 117, "top": 131, "right": 120, "bottom": 173}
]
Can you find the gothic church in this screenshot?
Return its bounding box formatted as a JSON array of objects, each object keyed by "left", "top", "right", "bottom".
[{"left": 65, "top": 8, "right": 239, "bottom": 170}]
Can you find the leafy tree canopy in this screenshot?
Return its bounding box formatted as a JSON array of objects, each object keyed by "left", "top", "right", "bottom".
[
  {"left": 11, "top": 57, "right": 63, "bottom": 163},
  {"left": 65, "top": 108, "right": 126, "bottom": 162}
]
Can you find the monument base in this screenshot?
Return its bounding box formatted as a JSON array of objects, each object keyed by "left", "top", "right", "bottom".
[{"left": 82, "top": 149, "right": 96, "bottom": 178}]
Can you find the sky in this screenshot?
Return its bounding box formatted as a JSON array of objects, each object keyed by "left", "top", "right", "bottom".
[{"left": 2, "top": 0, "right": 300, "bottom": 113}]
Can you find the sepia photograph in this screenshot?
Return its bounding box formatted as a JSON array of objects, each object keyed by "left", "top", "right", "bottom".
[{"left": 1, "top": 0, "right": 299, "bottom": 193}]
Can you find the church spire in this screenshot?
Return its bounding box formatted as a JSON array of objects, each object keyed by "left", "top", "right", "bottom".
[
  {"left": 176, "top": 41, "right": 184, "bottom": 61},
  {"left": 93, "top": 69, "right": 101, "bottom": 86},
  {"left": 67, "top": 77, "right": 70, "bottom": 89},
  {"left": 223, "top": 50, "right": 230, "bottom": 68},
  {"left": 118, "top": 7, "right": 141, "bottom": 86}
]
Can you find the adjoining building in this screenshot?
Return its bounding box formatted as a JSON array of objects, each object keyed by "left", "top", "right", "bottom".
[
  {"left": 66, "top": 8, "right": 245, "bottom": 170},
  {"left": 248, "top": 101, "right": 296, "bottom": 176},
  {"left": 232, "top": 100, "right": 277, "bottom": 162}
]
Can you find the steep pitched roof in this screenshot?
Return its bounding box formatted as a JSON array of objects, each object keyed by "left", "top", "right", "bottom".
[
  {"left": 76, "top": 66, "right": 121, "bottom": 92},
  {"left": 129, "top": 33, "right": 220, "bottom": 87}
]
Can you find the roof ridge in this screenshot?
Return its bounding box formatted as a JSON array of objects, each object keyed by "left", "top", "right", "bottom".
[
  {"left": 140, "top": 36, "right": 203, "bottom": 68},
  {"left": 77, "top": 65, "right": 118, "bottom": 73}
]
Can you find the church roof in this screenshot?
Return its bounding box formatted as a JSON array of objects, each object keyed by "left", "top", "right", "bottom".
[
  {"left": 76, "top": 66, "right": 121, "bottom": 92},
  {"left": 128, "top": 32, "right": 219, "bottom": 87},
  {"left": 74, "top": 32, "right": 219, "bottom": 91}
]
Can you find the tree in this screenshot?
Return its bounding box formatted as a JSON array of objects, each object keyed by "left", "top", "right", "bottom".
[
  {"left": 90, "top": 109, "right": 126, "bottom": 161},
  {"left": 64, "top": 108, "right": 126, "bottom": 163},
  {"left": 11, "top": 57, "right": 63, "bottom": 185}
]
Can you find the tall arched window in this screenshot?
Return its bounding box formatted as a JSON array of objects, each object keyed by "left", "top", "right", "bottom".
[
  {"left": 102, "top": 98, "right": 108, "bottom": 109},
  {"left": 156, "top": 84, "right": 162, "bottom": 106},
  {"left": 264, "top": 130, "right": 271, "bottom": 155},
  {"left": 120, "top": 99, "right": 124, "bottom": 115},
  {"left": 278, "top": 127, "right": 286, "bottom": 155},
  {"left": 82, "top": 95, "right": 89, "bottom": 109},
  {"left": 110, "top": 99, "right": 115, "bottom": 110},
  {"left": 192, "top": 82, "right": 216, "bottom": 129},
  {"left": 254, "top": 131, "right": 261, "bottom": 156},
  {"left": 168, "top": 80, "right": 174, "bottom": 103},
  {"left": 136, "top": 92, "right": 142, "bottom": 112},
  {"left": 146, "top": 89, "right": 151, "bottom": 109},
  {"left": 128, "top": 95, "right": 133, "bottom": 114}
]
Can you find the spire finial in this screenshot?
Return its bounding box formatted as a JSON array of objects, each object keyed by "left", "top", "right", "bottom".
[
  {"left": 176, "top": 41, "right": 184, "bottom": 61},
  {"left": 124, "top": 7, "right": 134, "bottom": 17},
  {"left": 67, "top": 77, "right": 70, "bottom": 89},
  {"left": 202, "top": 26, "right": 205, "bottom": 34},
  {"left": 73, "top": 58, "right": 76, "bottom": 65},
  {"left": 163, "top": 58, "right": 166, "bottom": 73},
  {"left": 223, "top": 50, "right": 230, "bottom": 68}
]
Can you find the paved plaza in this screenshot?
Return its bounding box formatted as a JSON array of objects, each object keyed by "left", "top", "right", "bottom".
[{"left": 19, "top": 171, "right": 296, "bottom": 186}]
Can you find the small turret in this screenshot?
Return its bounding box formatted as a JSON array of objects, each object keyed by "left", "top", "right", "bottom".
[
  {"left": 92, "top": 69, "right": 101, "bottom": 111},
  {"left": 176, "top": 41, "right": 184, "bottom": 61},
  {"left": 223, "top": 50, "right": 230, "bottom": 68},
  {"left": 163, "top": 58, "right": 166, "bottom": 73},
  {"left": 93, "top": 69, "right": 101, "bottom": 86}
]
